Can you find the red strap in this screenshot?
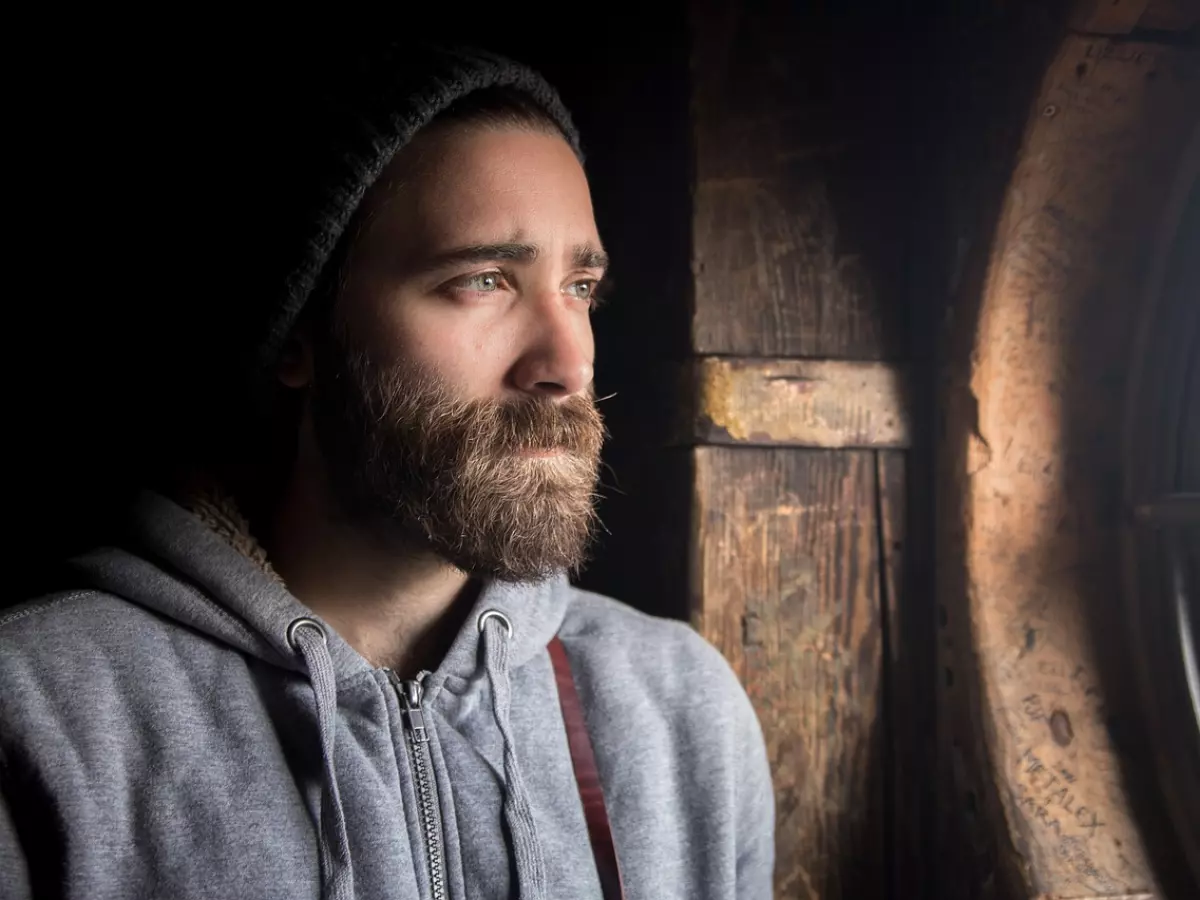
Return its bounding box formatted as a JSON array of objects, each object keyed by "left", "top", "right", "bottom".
[{"left": 548, "top": 635, "right": 626, "bottom": 900}]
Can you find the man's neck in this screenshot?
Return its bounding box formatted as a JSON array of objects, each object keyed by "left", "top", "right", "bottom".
[{"left": 265, "top": 453, "right": 475, "bottom": 678}]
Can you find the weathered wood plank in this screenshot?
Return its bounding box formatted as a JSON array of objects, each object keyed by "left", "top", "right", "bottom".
[
  {"left": 691, "top": 176, "right": 889, "bottom": 359},
  {"left": 1070, "top": 0, "right": 1200, "bottom": 33},
  {"left": 1138, "top": 0, "right": 1200, "bottom": 30},
  {"left": 688, "top": 7, "right": 914, "bottom": 898},
  {"left": 686, "top": 357, "right": 910, "bottom": 448},
  {"left": 689, "top": 0, "right": 904, "bottom": 360},
  {"left": 691, "top": 446, "right": 885, "bottom": 900},
  {"left": 1069, "top": 0, "right": 1152, "bottom": 33},
  {"left": 945, "top": 34, "right": 1199, "bottom": 899}
]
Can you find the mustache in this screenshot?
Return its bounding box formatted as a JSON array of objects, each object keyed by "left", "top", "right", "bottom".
[
  {"left": 468, "top": 393, "right": 604, "bottom": 454},
  {"left": 360, "top": 359, "right": 605, "bottom": 458}
]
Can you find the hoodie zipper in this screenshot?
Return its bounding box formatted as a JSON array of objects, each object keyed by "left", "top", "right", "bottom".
[{"left": 388, "top": 670, "right": 447, "bottom": 900}]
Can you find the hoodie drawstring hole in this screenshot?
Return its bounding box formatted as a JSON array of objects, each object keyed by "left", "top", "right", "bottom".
[
  {"left": 477, "top": 609, "right": 513, "bottom": 639},
  {"left": 287, "top": 617, "right": 327, "bottom": 653}
]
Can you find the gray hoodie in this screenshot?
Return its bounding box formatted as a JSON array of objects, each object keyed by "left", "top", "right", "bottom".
[{"left": 0, "top": 491, "right": 774, "bottom": 900}]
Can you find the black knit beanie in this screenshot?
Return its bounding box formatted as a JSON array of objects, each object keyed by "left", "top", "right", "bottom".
[{"left": 235, "top": 43, "right": 581, "bottom": 381}]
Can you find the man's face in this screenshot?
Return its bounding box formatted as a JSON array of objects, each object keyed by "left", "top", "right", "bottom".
[{"left": 300, "top": 122, "right": 607, "bottom": 582}]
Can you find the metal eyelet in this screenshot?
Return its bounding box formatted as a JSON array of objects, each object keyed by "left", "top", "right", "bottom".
[
  {"left": 286, "top": 617, "right": 327, "bottom": 651},
  {"left": 477, "top": 609, "right": 514, "bottom": 638}
]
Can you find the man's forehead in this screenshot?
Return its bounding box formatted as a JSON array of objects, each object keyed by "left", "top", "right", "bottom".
[
  {"left": 359, "top": 128, "right": 601, "bottom": 268},
  {"left": 375, "top": 124, "right": 587, "bottom": 203}
]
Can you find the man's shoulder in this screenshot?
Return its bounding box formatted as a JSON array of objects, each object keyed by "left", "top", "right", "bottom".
[
  {"left": 557, "top": 586, "right": 751, "bottom": 709},
  {"left": 553, "top": 586, "right": 770, "bottom": 828},
  {"left": 1, "top": 589, "right": 139, "bottom": 642},
  {"left": 558, "top": 585, "right": 712, "bottom": 657},
  {"left": 0, "top": 589, "right": 176, "bottom": 685},
  {"left": 0, "top": 591, "right": 162, "bottom": 746}
]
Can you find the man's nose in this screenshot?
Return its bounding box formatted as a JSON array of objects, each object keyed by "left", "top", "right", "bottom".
[{"left": 508, "top": 291, "right": 594, "bottom": 400}]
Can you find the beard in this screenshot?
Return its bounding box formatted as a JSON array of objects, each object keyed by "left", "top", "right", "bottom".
[{"left": 307, "top": 324, "right": 605, "bottom": 583}]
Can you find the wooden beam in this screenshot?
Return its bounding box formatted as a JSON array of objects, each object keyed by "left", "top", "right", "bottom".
[
  {"left": 691, "top": 447, "right": 884, "bottom": 899},
  {"left": 685, "top": 357, "right": 910, "bottom": 449},
  {"left": 691, "top": 177, "right": 892, "bottom": 359},
  {"left": 942, "top": 33, "right": 1199, "bottom": 898},
  {"left": 1069, "top": 0, "right": 1199, "bottom": 33},
  {"left": 689, "top": 1, "right": 906, "bottom": 361},
  {"left": 688, "top": 4, "right": 916, "bottom": 896},
  {"left": 1139, "top": 0, "right": 1200, "bottom": 31},
  {"left": 1070, "top": 0, "right": 1152, "bottom": 33}
]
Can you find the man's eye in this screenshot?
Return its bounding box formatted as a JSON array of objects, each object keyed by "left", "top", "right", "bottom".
[
  {"left": 566, "top": 279, "right": 600, "bottom": 303},
  {"left": 459, "top": 272, "right": 503, "bottom": 292}
]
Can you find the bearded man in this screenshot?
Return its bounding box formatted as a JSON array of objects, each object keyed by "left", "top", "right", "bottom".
[{"left": 0, "top": 45, "right": 774, "bottom": 900}]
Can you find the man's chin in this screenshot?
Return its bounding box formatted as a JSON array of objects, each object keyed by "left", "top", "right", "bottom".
[{"left": 424, "top": 505, "right": 596, "bottom": 583}]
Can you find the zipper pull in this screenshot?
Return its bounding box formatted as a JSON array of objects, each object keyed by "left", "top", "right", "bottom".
[{"left": 399, "top": 678, "right": 428, "bottom": 743}]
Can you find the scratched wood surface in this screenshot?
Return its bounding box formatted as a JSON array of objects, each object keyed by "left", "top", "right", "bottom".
[
  {"left": 692, "top": 447, "right": 885, "bottom": 899},
  {"left": 1139, "top": 0, "right": 1200, "bottom": 30},
  {"left": 688, "top": 0, "right": 905, "bottom": 362},
  {"left": 687, "top": 358, "right": 911, "bottom": 449},
  {"left": 946, "top": 34, "right": 1200, "bottom": 899},
  {"left": 1068, "top": 0, "right": 1153, "bottom": 32},
  {"left": 1071, "top": 0, "right": 1200, "bottom": 32},
  {"left": 687, "top": 3, "right": 919, "bottom": 897}
]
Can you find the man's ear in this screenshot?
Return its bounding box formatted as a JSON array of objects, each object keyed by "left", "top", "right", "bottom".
[{"left": 277, "top": 331, "right": 314, "bottom": 389}]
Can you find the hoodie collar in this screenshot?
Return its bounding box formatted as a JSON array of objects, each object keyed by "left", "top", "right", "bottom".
[
  {"left": 66, "top": 489, "right": 569, "bottom": 685},
  {"left": 423, "top": 574, "right": 569, "bottom": 702}
]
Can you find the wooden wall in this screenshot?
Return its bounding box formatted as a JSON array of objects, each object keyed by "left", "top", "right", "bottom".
[
  {"left": 684, "top": 4, "right": 931, "bottom": 897},
  {"left": 937, "top": 14, "right": 1200, "bottom": 900}
]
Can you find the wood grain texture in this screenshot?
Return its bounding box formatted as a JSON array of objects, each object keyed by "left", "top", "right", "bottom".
[
  {"left": 689, "top": 357, "right": 911, "bottom": 448},
  {"left": 691, "top": 176, "right": 887, "bottom": 359},
  {"left": 691, "top": 446, "right": 884, "bottom": 899},
  {"left": 689, "top": 0, "right": 904, "bottom": 360},
  {"left": 947, "top": 34, "right": 1199, "bottom": 899},
  {"left": 1069, "top": 0, "right": 1152, "bottom": 33},
  {"left": 687, "top": 6, "right": 918, "bottom": 897},
  {"left": 1067, "top": 0, "right": 1198, "bottom": 33},
  {"left": 1125, "top": 0, "right": 1198, "bottom": 31}
]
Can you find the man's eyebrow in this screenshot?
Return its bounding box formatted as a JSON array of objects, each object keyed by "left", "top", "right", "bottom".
[
  {"left": 417, "top": 242, "right": 609, "bottom": 273},
  {"left": 572, "top": 244, "right": 610, "bottom": 271}
]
